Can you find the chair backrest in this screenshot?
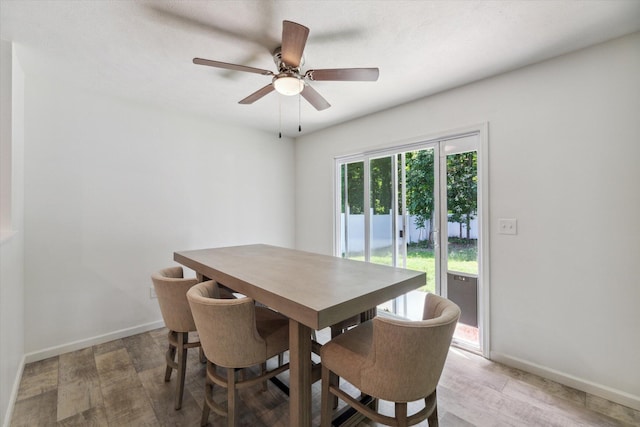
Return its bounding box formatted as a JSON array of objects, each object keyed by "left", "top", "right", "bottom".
[
  {"left": 187, "top": 281, "right": 267, "bottom": 368},
  {"left": 151, "top": 266, "right": 199, "bottom": 333},
  {"left": 361, "top": 293, "right": 460, "bottom": 402}
]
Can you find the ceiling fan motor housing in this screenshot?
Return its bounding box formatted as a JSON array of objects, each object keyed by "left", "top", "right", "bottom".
[
  {"left": 273, "top": 47, "right": 304, "bottom": 71},
  {"left": 272, "top": 47, "right": 305, "bottom": 95}
]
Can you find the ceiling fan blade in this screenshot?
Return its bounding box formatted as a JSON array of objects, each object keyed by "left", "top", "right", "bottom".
[
  {"left": 239, "top": 84, "right": 275, "bottom": 104},
  {"left": 301, "top": 85, "right": 331, "bottom": 111},
  {"left": 146, "top": 5, "right": 277, "bottom": 51},
  {"left": 193, "top": 58, "right": 274, "bottom": 76},
  {"left": 306, "top": 68, "right": 379, "bottom": 81},
  {"left": 281, "top": 20, "right": 309, "bottom": 68}
]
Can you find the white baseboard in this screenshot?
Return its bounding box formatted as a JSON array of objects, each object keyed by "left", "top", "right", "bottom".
[
  {"left": 2, "top": 354, "right": 25, "bottom": 427},
  {"left": 24, "top": 320, "right": 165, "bottom": 364},
  {"left": 2, "top": 356, "right": 26, "bottom": 427},
  {"left": 491, "top": 351, "right": 640, "bottom": 411}
]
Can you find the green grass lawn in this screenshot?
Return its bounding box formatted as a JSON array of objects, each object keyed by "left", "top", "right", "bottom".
[
  {"left": 406, "top": 251, "right": 477, "bottom": 292},
  {"left": 356, "top": 242, "right": 478, "bottom": 293}
]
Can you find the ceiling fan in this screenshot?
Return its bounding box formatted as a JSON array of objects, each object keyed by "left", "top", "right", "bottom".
[{"left": 193, "top": 20, "right": 379, "bottom": 111}]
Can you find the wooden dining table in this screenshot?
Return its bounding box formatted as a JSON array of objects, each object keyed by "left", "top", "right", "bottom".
[{"left": 174, "top": 244, "right": 426, "bottom": 426}]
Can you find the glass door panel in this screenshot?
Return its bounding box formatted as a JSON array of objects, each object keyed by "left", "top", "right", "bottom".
[
  {"left": 446, "top": 151, "right": 478, "bottom": 276},
  {"left": 369, "top": 156, "right": 395, "bottom": 312},
  {"left": 369, "top": 156, "right": 394, "bottom": 267},
  {"left": 402, "top": 147, "right": 438, "bottom": 319},
  {"left": 443, "top": 142, "right": 480, "bottom": 348},
  {"left": 340, "top": 161, "right": 365, "bottom": 260}
]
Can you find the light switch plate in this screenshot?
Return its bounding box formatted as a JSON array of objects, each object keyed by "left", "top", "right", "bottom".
[{"left": 498, "top": 218, "right": 517, "bottom": 235}]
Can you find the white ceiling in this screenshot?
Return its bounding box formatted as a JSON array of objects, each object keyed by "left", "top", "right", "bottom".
[{"left": 2, "top": 0, "right": 640, "bottom": 137}]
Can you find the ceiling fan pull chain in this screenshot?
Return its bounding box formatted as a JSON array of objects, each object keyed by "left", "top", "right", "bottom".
[
  {"left": 298, "top": 92, "right": 302, "bottom": 133},
  {"left": 278, "top": 96, "right": 282, "bottom": 139}
]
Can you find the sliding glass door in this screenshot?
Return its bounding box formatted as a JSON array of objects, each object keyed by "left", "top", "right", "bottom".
[
  {"left": 336, "top": 130, "right": 486, "bottom": 354},
  {"left": 337, "top": 146, "right": 440, "bottom": 318},
  {"left": 441, "top": 135, "right": 480, "bottom": 349}
]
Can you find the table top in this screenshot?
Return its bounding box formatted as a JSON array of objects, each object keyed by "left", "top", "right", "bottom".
[{"left": 174, "top": 244, "right": 426, "bottom": 330}]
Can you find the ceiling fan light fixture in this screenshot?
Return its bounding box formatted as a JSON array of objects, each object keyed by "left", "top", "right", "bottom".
[{"left": 273, "top": 74, "right": 304, "bottom": 96}]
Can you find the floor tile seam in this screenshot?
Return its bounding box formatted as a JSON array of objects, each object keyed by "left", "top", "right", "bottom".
[
  {"left": 93, "top": 346, "right": 140, "bottom": 389},
  {"left": 137, "top": 366, "right": 173, "bottom": 423},
  {"left": 123, "top": 332, "right": 168, "bottom": 374},
  {"left": 58, "top": 347, "right": 101, "bottom": 386},
  {"left": 584, "top": 392, "right": 640, "bottom": 425},
  {"left": 93, "top": 344, "right": 149, "bottom": 424},
  {"left": 55, "top": 404, "right": 108, "bottom": 425},
  {"left": 503, "top": 376, "right": 588, "bottom": 408},
  {"left": 501, "top": 378, "right": 628, "bottom": 427},
  {"left": 98, "top": 381, "right": 159, "bottom": 426},
  {"left": 440, "top": 380, "right": 584, "bottom": 427},
  {"left": 14, "top": 356, "right": 61, "bottom": 403},
  {"left": 586, "top": 391, "right": 640, "bottom": 413},
  {"left": 55, "top": 374, "right": 105, "bottom": 422}
]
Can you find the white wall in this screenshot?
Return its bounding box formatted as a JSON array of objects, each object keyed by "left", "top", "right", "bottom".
[
  {"left": 0, "top": 40, "right": 12, "bottom": 233},
  {"left": 20, "top": 50, "right": 295, "bottom": 357},
  {"left": 0, "top": 41, "right": 25, "bottom": 426},
  {"left": 295, "top": 33, "right": 640, "bottom": 409}
]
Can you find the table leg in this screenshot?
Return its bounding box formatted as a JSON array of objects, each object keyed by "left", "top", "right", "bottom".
[
  {"left": 196, "top": 272, "right": 209, "bottom": 282},
  {"left": 360, "top": 307, "right": 377, "bottom": 322},
  {"left": 289, "top": 319, "right": 312, "bottom": 427}
]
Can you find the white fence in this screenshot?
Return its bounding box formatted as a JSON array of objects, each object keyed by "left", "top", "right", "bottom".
[{"left": 341, "top": 212, "right": 478, "bottom": 253}]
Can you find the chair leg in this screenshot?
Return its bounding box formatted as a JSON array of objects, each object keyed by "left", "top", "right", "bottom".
[
  {"left": 165, "top": 330, "right": 177, "bottom": 382},
  {"left": 201, "top": 395, "right": 211, "bottom": 427},
  {"left": 320, "top": 365, "right": 332, "bottom": 427},
  {"left": 165, "top": 342, "right": 176, "bottom": 382},
  {"left": 329, "top": 326, "right": 344, "bottom": 409},
  {"left": 201, "top": 362, "right": 213, "bottom": 426},
  {"left": 261, "top": 362, "right": 267, "bottom": 392},
  {"left": 227, "top": 368, "right": 239, "bottom": 427},
  {"left": 396, "top": 402, "right": 408, "bottom": 427},
  {"left": 175, "top": 332, "right": 188, "bottom": 410},
  {"left": 427, "top": 403, "right": 439, "bottom": 427},
  {"left": 328, "top": 371, "right": 340, "bottom": 409}
]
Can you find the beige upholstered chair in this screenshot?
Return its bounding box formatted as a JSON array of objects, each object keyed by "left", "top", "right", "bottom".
[
  {"left": 151, "top": 266, "right": 233, "bottom": 410},
  {"left": 187, "top": 281, "right": 290, "bottom": 427},
  {"left": 320, "top": 293, "right": 461, "bottom": 427}
]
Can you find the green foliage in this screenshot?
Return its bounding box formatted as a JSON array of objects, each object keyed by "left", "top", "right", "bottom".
[
  {"left": 370, "top": 157, "right": 393, "bottom": 215},
  {"left": 342, "top": 157, "right": 395, "bottom": 215},
  {"left": 405, "top": 150, "right": 435, "bottom": 234},
  {"left": 342, "top": 150, "right": 477, "bottom": 240},
  {"left": 341, "top": 162, "right": 364, "bottom": 214},
  {"left": 447, "top": 152, "right": 477, "bottom": 239}
]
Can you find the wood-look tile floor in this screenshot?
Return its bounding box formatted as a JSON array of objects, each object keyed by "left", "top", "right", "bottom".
[{"left": 11, "top": 327, "right": 640, "bottom": 426}]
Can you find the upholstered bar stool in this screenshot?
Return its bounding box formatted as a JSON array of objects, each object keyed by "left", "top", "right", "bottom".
[
  {"left": 187, "top": 281, "right": 290, "bottom": 427},
  {"left": 320, "top": 293, "right": 460, "bottom": 427},
  {"left": 151, "top": 266, "right": 233, "bottom": 410}
]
